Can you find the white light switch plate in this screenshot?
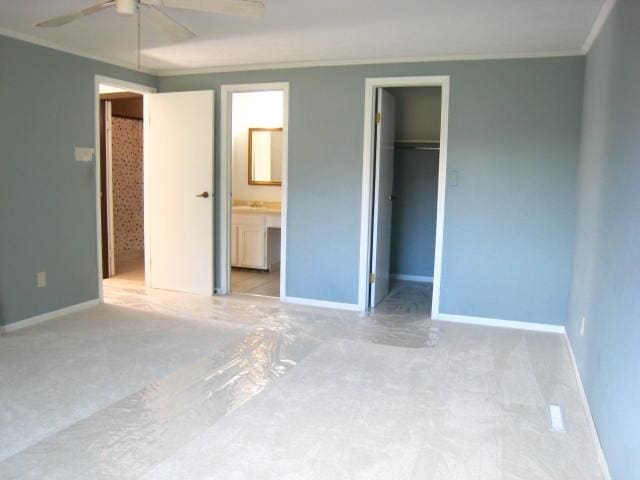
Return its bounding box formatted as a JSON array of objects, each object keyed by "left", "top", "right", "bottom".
[
  {"left": 448, "top": 170, "right": 459, "bottom": 186},
  {"left": 37, "top": 271, "right": 46, "bottom": 288},
  {"left": 75, "top": 147, "right": 94, "bottom": 162}
]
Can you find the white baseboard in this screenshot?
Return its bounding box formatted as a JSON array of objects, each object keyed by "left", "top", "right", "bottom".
[
  {"left": 391, "top": 274, "right": 433, "bottom": 283},
  {"left": 564, "top": 335, "right": 612, "bottom": 480},
  {"left": 1, "top": 299, "right": 101, "bottom": 334},
  {"left": 283, "top": 296, "right": 360, "bottom": 312},
  {"left": 436, "top": 313, "right": 566, "bottom": 334}
]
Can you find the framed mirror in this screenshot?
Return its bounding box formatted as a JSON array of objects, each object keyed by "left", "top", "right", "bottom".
[{"left": 248, "top": 127, "right": 283, "bottom": 186}]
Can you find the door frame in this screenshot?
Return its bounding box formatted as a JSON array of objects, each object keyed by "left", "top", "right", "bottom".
[
  {"left": 219, "top": 82, "right": 290, "bottom": 299},
  {"left": 104, "top": 100, "right": 116, "bottom": 277},
  {"left": 94, "top": 75, "right": 156, "bottom": 300},
  {"left": 358, "top": 76, "right": 450, "bottom": 316}
]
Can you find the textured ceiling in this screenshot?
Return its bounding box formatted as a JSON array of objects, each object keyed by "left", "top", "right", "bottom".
[{"left": 0, "top": 0, "right": 605, "bottom": 74}]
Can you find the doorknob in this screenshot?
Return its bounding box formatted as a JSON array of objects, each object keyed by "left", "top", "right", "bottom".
[
  {"left": 196, "top": 191, "right": 209, "bottom": 198},
  {"left": 388, "top": 195, "right": 396, "bottom": 201}
]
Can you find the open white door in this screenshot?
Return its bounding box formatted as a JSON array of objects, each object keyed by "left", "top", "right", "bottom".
[
  {"left": 370, "top": 88, "right": 396, "bottom": 307},
  {"left": 147, "top": 91, "right": 214, "bottom": 295}
]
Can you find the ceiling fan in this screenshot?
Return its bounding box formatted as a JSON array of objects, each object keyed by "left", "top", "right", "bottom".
[{"left": 36, "top": 0, "right": 265, "bottom": 42}]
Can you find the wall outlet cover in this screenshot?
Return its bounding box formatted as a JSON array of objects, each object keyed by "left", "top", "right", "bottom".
[
  {"left": 37, "top": 271, "right": 46, "bottom": 288},
  {"left": 75, "top": 147, "right": 94, "bottom": 162}
]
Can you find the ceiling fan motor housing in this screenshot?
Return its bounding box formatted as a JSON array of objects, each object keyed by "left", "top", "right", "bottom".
[{"left": 116, "top": 0, "right": 138, "bottom": 15}]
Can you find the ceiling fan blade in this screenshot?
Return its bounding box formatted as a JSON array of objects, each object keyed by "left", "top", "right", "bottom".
[
  {"left": 36, "top": 0, "right": 116, "bottom": 27},
  {"left": 143, "top": 0, "right": 265, "bottom": 18},
  {"left": 143, "top": 4, "right": 197, "bottom": 41}
]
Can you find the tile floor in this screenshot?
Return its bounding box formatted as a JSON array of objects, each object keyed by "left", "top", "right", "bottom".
[
  {"left": 231, "top": 267, "right": 280, "bottom": 297},
  {"left": 107, "top": 252, "right": 281, "bottom": 299},
  {"left": 104, "top": 251, "right": 145, "bottom": 285},
  {"left": 0, "top": 281, "right": 608, "bottom": 479}
]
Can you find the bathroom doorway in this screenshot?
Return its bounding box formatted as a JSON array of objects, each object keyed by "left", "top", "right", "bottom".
[
  {"left": 99, "top": 86, "right": 146, "bottom": 287},
  {"left": 95, "top": 76, "right": 216, "bottom": 298},
  {"left": 220, "top": 83, "right": 289, "bottom": 299}
]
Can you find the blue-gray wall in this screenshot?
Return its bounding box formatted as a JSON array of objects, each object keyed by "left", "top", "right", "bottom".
[
  {"left": 0, "top": 35, "right": 156, "bottom": 326},
  {"left": 390, "top": 148, "right": 439, "bottom": 278},
  {"left": 566, "top": 0, "right": 640, "bottom": 478},
  {"left": 0, "top": 33, "right": 585, "bottom": 327},
  {"left": 160, "top": 56, "right": 584, "bottom": 324}
]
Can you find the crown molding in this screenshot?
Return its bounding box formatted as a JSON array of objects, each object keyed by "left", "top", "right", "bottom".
[
  {"left": 0, "top": 25, "right": 586, "bottom": 79},
  {"left": 157, "top": 50, "right": 583, "bottom": 77},
  {"left": 582, "top": 0, "right": 618, "bottom": 54},
  {"left": 0, "top": 27, "right": 158, "bottom": 75}
]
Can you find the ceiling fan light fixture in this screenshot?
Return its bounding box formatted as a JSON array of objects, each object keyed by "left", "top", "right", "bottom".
[
  {"left": 116, "top": 0, "right": 138, "bottom": 15},
  {"left": 35, "top": 0, "right": 265, "bottom": 37}
]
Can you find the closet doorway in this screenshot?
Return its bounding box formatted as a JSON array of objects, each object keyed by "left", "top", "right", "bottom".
[{"left": 358, "top": 76, "right": 450, "bottom": 318}]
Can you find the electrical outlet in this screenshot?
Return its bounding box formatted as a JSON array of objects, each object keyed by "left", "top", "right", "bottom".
[
  {"left": 580, "top": 316, "right": 586, "bottom": 336},
  {"left": 37, "top": 271, "right": 46, "bottom": 288}
]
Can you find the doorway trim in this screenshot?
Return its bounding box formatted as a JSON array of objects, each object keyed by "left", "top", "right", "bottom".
[
  {"left": 94, "top": 75, "right": 156, "bottom": 300},
  {"left": 357, "top": 75, "right": 450, "bottom": 316},
  {"left": 104, "top": 99, "right": 115, "bottom": 277},
  {"left": 219, "top": 82, "right": 290, "bottom": 299}
]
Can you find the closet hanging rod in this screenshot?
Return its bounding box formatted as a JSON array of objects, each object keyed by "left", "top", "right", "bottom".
[
  {"left": 394, "top": 139, "right": 440, "bottom": 144},
  {"left": 394, "top": 144, "right": 440, "bottom": 151}
]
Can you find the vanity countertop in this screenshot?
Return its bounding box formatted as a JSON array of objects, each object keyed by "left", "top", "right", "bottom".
[{"left": 232, "top": 205, "right": 281, "bottom": 215}]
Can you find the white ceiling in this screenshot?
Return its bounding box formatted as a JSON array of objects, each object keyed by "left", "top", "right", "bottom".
[{"left": 0, "top": 0, "right": 605, "bottom": 74}]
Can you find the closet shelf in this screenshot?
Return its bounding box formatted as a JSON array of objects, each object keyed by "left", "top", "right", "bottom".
[
  {"left": 395, "top": 139, "right": 440, "bottom": 144},
  {"left": 394, "top": 140, "right": 440, "bottom": 151}
]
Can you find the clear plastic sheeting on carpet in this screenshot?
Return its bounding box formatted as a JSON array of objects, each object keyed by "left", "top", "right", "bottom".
[
  {"left": 1, "top": 328, "right": 320, "bottom": 479},
  {"left": 0, "top": 282, "right": 608, "bottom": 479},
  {"left": 103, "top": 282, "right": 440, "bottom": 349}
]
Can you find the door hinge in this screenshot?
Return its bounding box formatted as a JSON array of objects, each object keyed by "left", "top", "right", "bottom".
[
  {"left": 369, "top": 272, "right": 375, "bottom": 284},
  {"left": 375, "top": 112, "right": 381, "bottom": 124}
]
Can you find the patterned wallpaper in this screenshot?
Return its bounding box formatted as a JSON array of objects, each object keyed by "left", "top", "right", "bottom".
[{"left": 112, "top": 116, "right": 144, "bottom": 254}]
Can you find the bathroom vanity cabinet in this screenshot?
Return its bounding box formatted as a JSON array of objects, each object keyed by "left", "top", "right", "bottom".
[{"left": 231, "top": 209, "right": 281, "bottom": 270}]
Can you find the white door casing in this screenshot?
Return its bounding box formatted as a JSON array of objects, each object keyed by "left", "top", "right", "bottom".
[
  {"left": 104, "top": 100, "right": 116, "bottom": 277},
  {"left": 370, "top": 88, "right": 396, "bottom": 307},
  {"left": 147, "top": 91, "right": 215, "bottom": 295}
]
